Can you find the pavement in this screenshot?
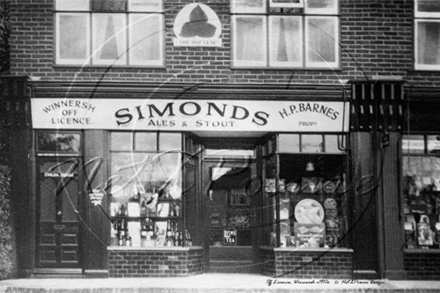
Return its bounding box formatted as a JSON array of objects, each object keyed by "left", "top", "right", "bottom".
[{"left": 1, "top": 274, "right": 440, "bottom": 293}]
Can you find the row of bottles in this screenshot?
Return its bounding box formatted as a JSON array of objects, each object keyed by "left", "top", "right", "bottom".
[
  {"left": 111, "top": 200, "right": 181, "bottom": 218},
  {"left": 112, "top": 218, "right": 192, "bottom": 247}
]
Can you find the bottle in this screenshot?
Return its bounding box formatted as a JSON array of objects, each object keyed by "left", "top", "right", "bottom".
[
  {"left": 436, "top": 216, "right": 440, "bottom": 248},
  {"left": 166, "top": 220, "right": 174, "bottom": 247},
  {"left": 125, "top": 232, "right": 132, "bottom": 246},
  {"left": 140, "top": 220, "right": 147, "bottom": 247},
  {"left": 404, "top": 216, "right": 416, "bottom": 249},
  {"left": 185, "top": 229, "right": 192, "bottom": 246},
  {"left": 175, "top": 203, "right": 181, "bottom": 217}
]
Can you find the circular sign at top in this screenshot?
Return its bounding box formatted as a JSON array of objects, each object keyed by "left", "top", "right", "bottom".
[{"left": 173, "top": 3, "right": 222, "bottom": 40}]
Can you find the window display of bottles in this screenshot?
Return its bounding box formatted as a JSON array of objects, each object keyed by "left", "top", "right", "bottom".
[{"left": 109, "top": 131, "right": 190, "bottom": 248}]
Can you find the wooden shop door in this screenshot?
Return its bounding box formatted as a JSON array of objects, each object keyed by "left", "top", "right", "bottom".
[{"left": 36, "top": 157, "right": 83, "bottom": 270}]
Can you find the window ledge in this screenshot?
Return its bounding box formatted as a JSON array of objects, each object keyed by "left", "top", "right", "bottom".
[
  {"left": 108, "top": 246, "right": 203, "bottom": 251},
  {"left": 404, "top": 248, "right": 440, "bottom": 254},
  {"left": 260, "top": 246, "right": 353, "bottom": 253}
]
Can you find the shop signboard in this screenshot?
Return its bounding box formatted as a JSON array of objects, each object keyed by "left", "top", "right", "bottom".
[{"left": 31, "top": 98, "right": 350, "bottom": 133}]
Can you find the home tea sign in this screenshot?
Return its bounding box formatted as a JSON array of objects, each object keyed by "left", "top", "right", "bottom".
[{"left": 173, "top": 3, "right": 222, "bottom": 47}]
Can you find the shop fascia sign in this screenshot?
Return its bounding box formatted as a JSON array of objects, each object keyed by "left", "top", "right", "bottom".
[
  {"left": 173, "top": 3, "right": 222, "bottom": 47},
  {"left": 31, "top": 98, "right": 350, "bottom": 132}
]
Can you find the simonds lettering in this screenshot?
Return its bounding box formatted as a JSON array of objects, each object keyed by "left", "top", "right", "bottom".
[{"left": 115, "top": 102, "right": 269, "bottom": 126}]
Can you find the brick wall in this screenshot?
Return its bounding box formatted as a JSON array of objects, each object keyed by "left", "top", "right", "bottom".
[
  {"left": 108, "top": 248, "right": 203, "bottom": 278},
  {"left": 8, "top": 0, "right": 440, "bottom": 87},
  {"left": 260, "top": 248, "right": 353, "bottom": 279},
  {"left": 404, "top": 251, "right": 440, "bottom": 280}
]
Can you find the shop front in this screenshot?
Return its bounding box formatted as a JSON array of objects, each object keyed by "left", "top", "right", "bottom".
[{"left": 27, "top": 85, "right": 355, "bottom": 278}]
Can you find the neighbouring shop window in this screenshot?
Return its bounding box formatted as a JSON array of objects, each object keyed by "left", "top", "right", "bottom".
[
  {"left": 109, "top": 132, "right": 192, "bottom": 247},
  {"left": 54, "top": 0, "right": 164, "bottom": 66},
  {"left": 415, "top": 0, "right": 440, "bottom": 70},
  {"left": 262, "top": 133, "right": 348, "bottom": 249},
  {"left": 36, "top": 132, "right": 82, "bottom": 154},
  {"left": 231, "top": 0, "right": 339, "bottom": 69},
  {"left": 402, "top": 134, "right": 440, "bottom": 249}
]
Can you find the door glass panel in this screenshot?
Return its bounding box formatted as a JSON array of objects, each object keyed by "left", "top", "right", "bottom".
[{"left": 39, "top": 160, "right": 80, "bottom": 221}]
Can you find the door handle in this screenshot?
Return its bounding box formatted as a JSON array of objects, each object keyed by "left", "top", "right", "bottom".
[{"left": 54, "top": 224, "right": 65, "bottom": 230}]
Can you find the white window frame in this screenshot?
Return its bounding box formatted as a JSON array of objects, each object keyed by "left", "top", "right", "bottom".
[
  {"left": 55, "top": 13, "right": 90, "bottom": 65},
  {"left": 268, "top": 16, "right": 303, "bottom": 68},
  {"left": 305, "top": 16, "right": 339, "bottom": 68},
  {"left": 414, "top": 0, "right": 440, "bottom": 70},
  {"left": 232, "top": 15, "right": 267, "bottom": 68},
  {"left": 231, "top": 0, "right": 340, "bottom": 69},
  {"left": 53, "top": 0, "right": 164, "bottom": 67}
]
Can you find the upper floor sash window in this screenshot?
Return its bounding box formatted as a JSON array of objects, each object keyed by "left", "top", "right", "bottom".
[
  {"left": 231, "top": 0, "right": 340, "bottom": 69},
  {"left": 415, "top": 0, "right": 440, "bottom": 70},
  {"left": 54, "top": 0, "right": 164, "bottom": 67}
]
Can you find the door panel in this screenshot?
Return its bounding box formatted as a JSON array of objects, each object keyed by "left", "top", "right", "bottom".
[{"left": 36, "top": 158, "right": 82, "bottom": 269}]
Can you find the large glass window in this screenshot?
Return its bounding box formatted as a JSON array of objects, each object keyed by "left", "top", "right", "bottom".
[
  {"left": 109, "top": 132, "right": 188, "bottom": 248},
  {"left": 54, "top": 0, "right": 164, "bottom": 66},
  {"left": 402, "top": 134, "right": 440, "bottom": 249},
  {"left": 231, "top": 0, "right": 339, "bottom": 69},
  {"left": 415, "top": 0, "right": 440, "bottom": 70},
  {"left": 262, "top": 134, "right": 348, "bottom": 249}
]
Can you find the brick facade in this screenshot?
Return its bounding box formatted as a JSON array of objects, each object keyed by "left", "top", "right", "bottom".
[
  {"left": 108, "top": 248, "right": 203, "bottom": 278},
  {"left": 7, "top": 0, "right": 439, "bottom": 88},
  {"left": 260, "top": 248, "right": 353, "bottom": 279},
  {"left": 404, "top": 251, "right": 440, "bottom": 280}
]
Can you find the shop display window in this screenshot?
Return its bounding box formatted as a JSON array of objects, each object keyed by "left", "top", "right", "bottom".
[
  {"left": 402, "top": 134, "right": 440, "bottom": 249},
  {"left": 109, "top": 132, "right": 192, "bottom": 247},
  {"left": 262, "top": 134, "right": 348, "bottom": 249}
]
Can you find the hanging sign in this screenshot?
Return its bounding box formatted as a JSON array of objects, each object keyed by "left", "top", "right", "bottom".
[
  {"left": 89, "top": 188, "right": 105, "bottom": 206},
  {"left": 31, "top": 98, "right": 350, "bottom": 132},
  {"left": 173, "top": 3, "right": 222, "bottom": 47}
]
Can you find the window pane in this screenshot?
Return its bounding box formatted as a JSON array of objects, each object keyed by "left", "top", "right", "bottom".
[
  {"left": 111, "top": 132, "right": 132, "bottom": 150},
  {"left": 92, "top": 14, "right": 127, "bottom": 65},
  {"left": 427, "top": 135, "right": 440, "bottom": 154},
  {"left": 56, "top": 14, "right": 89, "bottom": 64},
  {"left": 128, "top": 0, "right": 162, "bottom": 12},
  {"left": 92, "top": 0, "right": 127, "bottom": 11},
  {"left": 269, "top": 16, "right": 302, "bottom": 67},
  {"left": 135, "top": 132, "right": 157, "bottom": 151},
  {"left": 306, "top": 17, "right": 338, "bottom": 67},
  {"left": 305, "top": 0, "right": 338, "bottom": 14},
  {"left": 233, "top": 16, "right": 266, "bottom": 67},
  {"left": 416, "top": 21, "right": 440, "bottom": 67},
  {"left": 325, "top": 135, "right": 343, "bottom": 153},
  {"left": 231, "top": 0, "right": 265, "bottom": 13},
  {"left": 269, "top": 0, "right": 304, "bottom": 8},
  {"left": 37, "top": 133, "right": 81, "bottom": 153},
  {"left": 55, "top": 0, "right": 89, "bottom": 10},
  {"left": 278, "top": 134, "right": 300, "bottom": 153},
  {"left": 129, "top": 14, "right": 163, "bottom": 66},
  {"left": 417, "top": 0, "right": 440, "bottom": 13},
  {"left": 402, "top": 135, "right": 425, "bottom": 154},
  {"left": 301, "top": 135, "right": 323, "bottom": 152},
  {"left": 159, "top": 133, "right": 182, "bottom": 151}
]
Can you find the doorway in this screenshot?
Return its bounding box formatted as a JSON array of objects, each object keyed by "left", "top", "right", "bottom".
[
  {"left": 35, "top": 157, "right": 83, "bottom": 272},
  {"left": 202, "top": 153, "right": 260, "bottom": 274}
]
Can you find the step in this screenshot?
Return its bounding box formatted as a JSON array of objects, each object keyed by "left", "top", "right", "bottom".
[
  {"left": 210, "top": 246, "right": 253, "bottom": 260},
  {"left": 209, "top": 260, "right": 260, "bottom": 274}
]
